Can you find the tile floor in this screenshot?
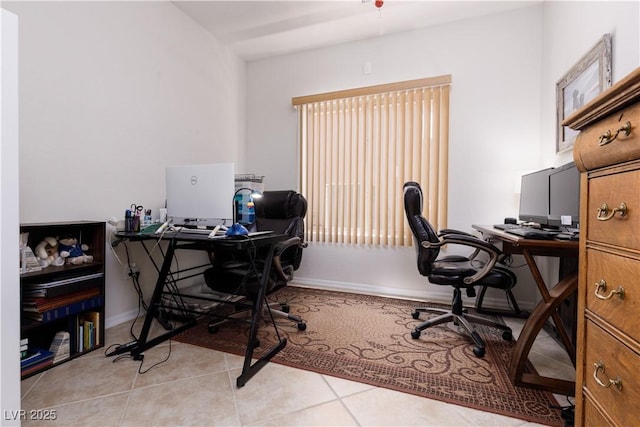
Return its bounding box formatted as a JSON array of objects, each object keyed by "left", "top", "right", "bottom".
[{"left": 21, "top": 312, "right": 575, "bottom": 426}]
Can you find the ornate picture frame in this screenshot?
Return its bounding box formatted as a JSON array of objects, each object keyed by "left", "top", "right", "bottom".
[{"left": 556, "top": 34, "right": 612, "bottom": 153}]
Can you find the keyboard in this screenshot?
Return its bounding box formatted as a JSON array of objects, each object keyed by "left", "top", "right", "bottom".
[
  {"left": 172, "top": 226, "right": 218, "bottom": 235},
  {"left": 493, "top": 223, "right": 519, "bottom": 230},
  {"left": 555, "top": 232, "right": 579, "bottom": 241},
  {"left": 504, "top": 227, "right": 557, "bottom": 240}
]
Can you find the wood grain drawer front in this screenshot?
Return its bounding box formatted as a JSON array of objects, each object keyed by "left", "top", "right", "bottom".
[
  {"left": 584, "top": 321, "right": 640, "bottom": 427},
  {"left": 588, "top": 170, "right": 640, "bottom": 250},
  {"left": 574, "top": 102, "right": 640, "bottom": 171},
  {"left": 583, "top": 395, "right": 614, "bottom": 427},
  {"left": 586, "top": 250, "right": 640, "bottom": 338}
]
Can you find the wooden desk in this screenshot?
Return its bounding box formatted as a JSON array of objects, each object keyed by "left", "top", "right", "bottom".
[
  {"left": 107, "top": 228, "right": 288, "bottom": 387},
  {"left": 473, "top": 225, "right": 578, "bottom": 395}
]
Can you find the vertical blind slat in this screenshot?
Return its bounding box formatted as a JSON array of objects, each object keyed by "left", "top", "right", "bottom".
[
  {"left": 356, "top": 97, "right": 370, "bottom": 243},
  {"left": 330, "top": 101, "right": 337, "bottom": 242},
  {"left": 372, "top": 94, "right": 381, "bottom": 246},
  {"left": 439, "top": 86, "right": 450, "bottom": 228},
  {"left": 351, "top": 99, "right": 358, "bottom": 244}
]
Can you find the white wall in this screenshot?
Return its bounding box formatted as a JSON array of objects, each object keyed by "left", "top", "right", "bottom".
[
  {"left": 1, "top": 8, "right": 21, "bottom": 424},
  {"left": 246, "top": 2, "right": 640, "bottom": 308},
  {"left": 2, "top": 1, "right": 247, "bottom": 326},
  {"left": 540, "top": 1, "right": 640, "bottom": 166}
]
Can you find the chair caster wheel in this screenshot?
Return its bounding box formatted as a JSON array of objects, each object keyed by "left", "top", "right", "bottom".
[
  {"left": 207, "top": 325, "right": 219, "bottom": 334},
  {"left": 253, "top": 339, "right": 260, "bottom": 348},
  {"left": 411, "top": 311, "right": 420, "bottom": 319},
  {"left": 502, "top": 331, "right": 513, "bottom": 341},
  {"left": 473, "top": 347, "right": 485, "bottom": 358},
  {"left": 281, "top": 304, "right": 290, "bottom": 313},
  {"left": 297, "top": 322, "right": 307, "bottom": 331},
  {"left": 411, "top": 329, "right": 421, "bottom": 339}
]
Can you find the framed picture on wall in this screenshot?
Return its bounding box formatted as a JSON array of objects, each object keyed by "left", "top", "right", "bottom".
[{"left": 556, "top": 34, "right": 612, "bottom": 153}]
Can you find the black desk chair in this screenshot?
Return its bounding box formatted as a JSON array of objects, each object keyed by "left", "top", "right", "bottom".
[
  {"left": 403, "top": 181, "right": 514, "bottom": 357},
  {"left": 204, "top": 190, "right": 308, "bottom": 332}
]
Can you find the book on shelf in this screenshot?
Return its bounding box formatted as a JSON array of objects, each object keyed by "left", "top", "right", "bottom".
[
  {"left": 20, "top": 338, "right": 29, "bottom": 359},
  {"left": 20, "top": 348, "right": 54, "bottom": 371},
  {"left": 77, "top": 321, "right": 86, "bottom": 352},
  {"left": 22, "top": 272, "right": 104, "bottom": 297},
  {"left": 83, "top": 320, "right": 93, "bottom": 350},
  {"left": 75, "top": 312, "right": 99, "bottom": 352},
  {"left": 48, "top": 331, "right": 71, "bottom": 364},
  {"left": 24, "top": 294, "right": 103, "bottom": 323},
  {"left": 21, "top": 246, "right": 42, "bottom": 274},
  {"left": 23, "top": 287, "right": 101, "bottom": 313},
  {"left": 21, "top": 358, "right": 54, "bottom": 377},
  {"left": 79, "top": 311, "right": 100, "bottom": 348}
]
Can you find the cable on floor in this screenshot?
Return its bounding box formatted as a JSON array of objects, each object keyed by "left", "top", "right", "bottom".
[{"left": 550, "top": 395, "right": 575, "bottom": 427}]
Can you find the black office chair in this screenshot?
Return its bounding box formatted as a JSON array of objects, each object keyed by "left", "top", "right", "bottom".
[
  {"left": 204, "top": 190, "right": 308, "bottom": 331},
  {"left": 403, "top": 181, "right": 514, "bottom": 357}
]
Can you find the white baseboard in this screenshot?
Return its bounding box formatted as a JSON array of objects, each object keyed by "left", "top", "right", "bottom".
[{"left": 292, "top": 276, "right": 536, "bottom": 312}]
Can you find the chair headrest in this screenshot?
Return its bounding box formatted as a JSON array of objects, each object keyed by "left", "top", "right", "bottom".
[
  {"left": 403, "top": 182, "right": 423, "bottom": 217},
  {"left": 254, "top": 190, "right": 307, "bottom": 220},
  {"left": 403, "top": 181, "right": 441, "bottom": 275}
]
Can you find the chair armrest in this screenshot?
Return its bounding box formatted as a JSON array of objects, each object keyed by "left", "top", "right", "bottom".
[
  {"left": 421, "top": 233, "right": 502, "bottom": 255},
  {"left": 422, "top": 234, "right": 502, "bottom": 285},
  {"left": 439, "top": 234, "right": 501, "bottom": 255},
  {"left": 272, "top": 237, "right": 306, "bottom": 282},
  {"left": 273, "top": 236, "right": 305, "bottom": 257},
  {"left": 437, "top": 229, "right": 486, "bottom": 262},
  {"left": 438, "top": 228, "right": 474, "bottom": 238}
]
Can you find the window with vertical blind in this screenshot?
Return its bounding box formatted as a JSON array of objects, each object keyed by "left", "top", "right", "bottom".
[{"left": 292, "top": 75, "right": 451, "bottom": 247}]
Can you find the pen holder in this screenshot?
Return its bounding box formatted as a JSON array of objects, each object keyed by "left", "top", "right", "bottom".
[
  {"left": 125, "top": 209, "right": 140, "bottom": 232},
  {"left": 132, "top": 215, "right": 140, "bottom": 232}
]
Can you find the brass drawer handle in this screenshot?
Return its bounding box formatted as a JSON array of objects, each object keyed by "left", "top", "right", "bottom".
[
  {"left": 593, "top": 361, "right": 623, "bottom": 391},
  {"left": 599, "top": 121, "right": 632, "bottom": 146},
  {"left": 594, "top": 279, "right": 625, "bottom": 300},
  {"left": 596, "top": 202, "right": 627, "bottom": 221}
]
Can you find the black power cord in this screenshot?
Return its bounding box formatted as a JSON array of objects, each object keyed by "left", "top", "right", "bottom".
[{"left": 550, "top": 396, "right": 575, "bottom": 427}]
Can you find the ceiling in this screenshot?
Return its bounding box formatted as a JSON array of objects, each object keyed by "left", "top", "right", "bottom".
[{"left": 173, "top": 1, "right": 541, "bottom": 61}]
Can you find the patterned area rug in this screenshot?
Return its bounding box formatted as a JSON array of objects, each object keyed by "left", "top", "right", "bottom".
[{"left": 176, "top": 286, "right": 563, "bottom": 426}]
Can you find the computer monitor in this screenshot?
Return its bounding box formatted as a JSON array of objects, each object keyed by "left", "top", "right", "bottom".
[
  {"left": 518, "top": 167, "right": 553, "bottom": 226},
  {"left": 165, "top": 162, "right": 235, "bottom": 225},
  {"left": 548, "top": 161, "right": 580, "bottom": 228}
]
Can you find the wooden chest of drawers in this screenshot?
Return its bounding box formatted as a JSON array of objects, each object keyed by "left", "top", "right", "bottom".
[{"left": 564, "top": 67, "right": 640, "bottom": 427}]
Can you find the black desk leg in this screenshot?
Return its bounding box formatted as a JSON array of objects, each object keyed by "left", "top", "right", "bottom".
[
  {"left": 139, "top": 240, "right": 174, "bottom": 331},
  {"left": 106, "top": 240, "right": 179, "bottom": 359},
  {"left": 236, "top": 242, "right": 287, "bottom": 387}
]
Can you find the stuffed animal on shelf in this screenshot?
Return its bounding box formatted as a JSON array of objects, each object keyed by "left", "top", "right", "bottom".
[
  {"left": 58, "top": 235, "right": 94, "bottom": 265},
  {"left": 34, "top": 236, "right": 64, "bottom": 268}
]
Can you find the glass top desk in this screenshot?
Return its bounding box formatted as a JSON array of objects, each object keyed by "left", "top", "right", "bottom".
[
  {"left": 108, "top": 227, "right": 288, "bottom": 387},
  {"left": 473, "top": 225, "right": 578, "bottom": 396}
]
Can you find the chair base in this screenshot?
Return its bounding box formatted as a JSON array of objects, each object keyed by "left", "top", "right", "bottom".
[{"left": 410, "top": 288, "right": 513, "bottom": 358}]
